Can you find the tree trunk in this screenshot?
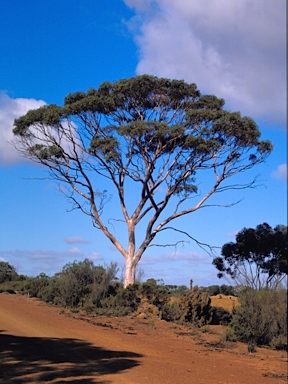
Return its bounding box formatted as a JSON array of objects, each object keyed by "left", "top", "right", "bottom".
[{"left": 124, "top": 256, "right": 137, "bottom": 288}]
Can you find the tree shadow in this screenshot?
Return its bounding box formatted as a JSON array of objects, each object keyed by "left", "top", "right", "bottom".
[{"left": 0, "top": 330, "right": 142, "bottom": 383}]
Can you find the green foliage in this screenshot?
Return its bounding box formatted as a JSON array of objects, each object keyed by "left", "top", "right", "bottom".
[
  {"left": 13, "top": 75, "right": 273, "bottom": 287},
  {"left": 213, "top": 223, "right": 287, "bottom": 289},
  {"left": 140, "top": 279, "right": 170, "bottom": 309},
  {"left": 100, "top": 283, "right": 141, "bottom": 316},
  {"left": 56, "top": 259, "right": 118, "bottom": 308},
  {"left": 163, "top": 287, "right": 212, "bottom": 327},
  {"left": 179, "top": 288, "right": 212, "bottom": 326},
  {"left": 270, "top": 335, "right": 288, "bottom": 350},
  {"left": 166, "top": 284, "right": 189, "bottom": 297},
  {"left": 219, "top": 285, "right": 236, "bottom": 296},
  {"left": 230, "top": 288, "right": 287, "bottom": 349},
  {"left": 24, "top": 273, "right": 51, "bottom": 298},
  {"left": 221, "top": 327, "right": 237, "bottom": 342},
  {"left": 0, "top": 262, "right": 18, "bottom": 283},
  {"left": 210, "top": 306, "right": 232, "bottom": 325},
  {"left": 3, "top": 260, "right": 286, "bottom": 354},
  {"left": 162, "top": 300, "right": 181, "bottom": 322},
  {"left": 204, "top": 285, "right": 220, "bottom": 296},
  {"left": 17, "top": 260, "right": 118, "bottom": 309}
]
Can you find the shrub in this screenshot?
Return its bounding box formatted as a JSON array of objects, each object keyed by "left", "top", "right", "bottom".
[
  {"left": 270, "top": 335, "right": 287, "bottom": 351},
  {"left": 180, "top": 287, "right": 212, "bottom": 326},
  {"left": 140, "top": 279, "right": 170, "bottom": 309},
  {"left": 162, "top": 287, "right": 212, "bottom": 327},
  {"left": 162, "top": 300, "right": 181, "bottom": 322},
  {"left": 135, "top": 299, "right": 161, "bottom": 319},
  {"left": 100, "top": 283, "right": 141, "bottom": 316},
  {"left": 24, "top": 274, "right": 51, "bottom": 298},
  {"left": 221, "top": 327, "right": 237, "bottom": 342},
  {"left": 210, "top": 306, "right": 232, "bottom": 325},
  {"left": 200, "top": 325, "right": 211, "bottom": 333},
  {"left": 230, "top": 287, "right": 287, "bottom": 349}
]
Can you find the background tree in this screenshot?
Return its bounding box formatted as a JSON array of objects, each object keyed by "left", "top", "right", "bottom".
[
  {"left": 13, "top": 75, "right": 272, "bottom": 287},
  {"left": 213, "top": 223, "right": 287, "bottom": 289},
  {"left": 0, "top": 261, "right": 18, "bottom": 283}
]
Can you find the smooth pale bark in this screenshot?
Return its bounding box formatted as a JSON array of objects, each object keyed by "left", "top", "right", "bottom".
[{"left": 124, "top": 256, "right": 137, "bottom": 287}]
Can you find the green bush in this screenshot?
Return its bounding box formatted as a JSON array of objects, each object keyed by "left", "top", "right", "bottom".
[
  {"left": 221, "top": 327, "right": 237, "bottom": 342},
  {"left": 162, "top": 300, "right": 181, "bottom": 322},
  {"left": 162, "top": 287, "right": 212, "bottom": 327},
  {"left": 166, "top": 285, "right": 189, "bottom": 297},
  {"left": 24, "top": 274, "right": 51, "bottom": 298},
  {"left": 210, "top": 306, "right": 232, "bottom": 325},
  {"left": 140, "top": 279, "right": 170, "bottom": 309},
  {"left": 230, "top": 288, "right": 287, "bottom": 349},
  {"left": 201, "top": 285, "right": 235, "bottom": 296},
  {"left": 0, "top": 262, "right": 18, "bottom": 283},
  {"left": 270, "top": 335, "right": 287, "bottom": 351},
  {"left": 100, "top": 283, "right": 141, "bottom": 316}
]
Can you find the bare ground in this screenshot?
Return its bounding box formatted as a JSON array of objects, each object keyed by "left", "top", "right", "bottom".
[{"left": 0, "top": 292, "right": 286, "bottom": 384}]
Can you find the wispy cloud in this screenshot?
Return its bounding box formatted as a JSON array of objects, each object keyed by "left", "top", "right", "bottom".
[
  {"left": 0, "top": 249, "right": 83, "bottom": 277},
  {"left": 65, "top": 236, "right": 90, "bottom": 244},
  {"left": 272, "top": 163, "right": 287, "bottom": 182},
  {"left": 88, "top": 252, "right": 103, "bottom": 261},
  {"left": 138, "top": 249, "right": 216, "bottom": 286},
  {"left": 125, "top": 0, "right": 286, "bottom": 126},
  {"left": 0, "top": 92, "right": 46, "bottom": 165},
  {"left": 0, "top": 248, "right": 106, "bottom": 277},
  {"left": 141, "top": 250, "right": 211, "bottom": 266}
]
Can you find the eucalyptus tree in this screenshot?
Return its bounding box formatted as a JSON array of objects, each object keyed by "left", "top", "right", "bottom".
[
  {"left": 13, "top": 75, "right": 272, "bottom": 287},
  {"left": 213, "top": 223, "right": 287, "bottom": 289}
]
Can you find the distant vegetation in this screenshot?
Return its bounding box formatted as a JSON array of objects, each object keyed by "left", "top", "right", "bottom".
[{"left": 0, "top": 260, "right": 286, "bottom": 351}]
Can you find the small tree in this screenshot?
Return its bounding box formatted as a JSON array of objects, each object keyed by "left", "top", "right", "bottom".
[
  {"left": 13, "top": 75, "right": 272, "bottom": 287},
  {"left": 0, "top": 262, "right": 18, "bottom": 283},
  {"left": 213, "top": 223, "right": 287, "bottom": 289}
]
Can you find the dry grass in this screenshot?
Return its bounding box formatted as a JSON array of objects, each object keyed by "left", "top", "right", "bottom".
[{"left": 210, "top": 294, "right": 240, "bottom": 312}]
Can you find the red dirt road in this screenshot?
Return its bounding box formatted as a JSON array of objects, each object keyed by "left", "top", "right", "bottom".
[{"left": 0, "top": 293, "right": 286, "bottom": 383}]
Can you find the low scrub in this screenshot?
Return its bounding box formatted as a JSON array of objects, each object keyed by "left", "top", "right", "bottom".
[
  {"left": 230, "top": 288, "right": 287, "bottom": 350},
  {"left": 210, "top": 306, "right": 232, "bottom": 325},
  {"left": 162, "top": 287, "right": 212, "bottom": 327}
]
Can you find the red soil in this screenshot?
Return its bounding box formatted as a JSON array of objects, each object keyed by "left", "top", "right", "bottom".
[{"left": 0, "top": 293, "right": 286, "bottom": 383}]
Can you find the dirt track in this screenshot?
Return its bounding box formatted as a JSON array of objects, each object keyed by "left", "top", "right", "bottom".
[{"left": 0, "top": 293, "right": 286, "bottom": 383}]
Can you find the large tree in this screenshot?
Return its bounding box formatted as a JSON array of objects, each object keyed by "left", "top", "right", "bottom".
[
  {"left": 13, "top": 75, "right": 272, "bottom": 287},
  {"left": 213, "top": 223, "right": 287, "bottom": 289}
]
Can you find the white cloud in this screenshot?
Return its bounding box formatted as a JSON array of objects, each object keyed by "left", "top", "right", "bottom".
[
  {"left": 125, "top": 0, "right": 286, "bottom": 126},
  {"left": 65, "top": 236, "right": 90, "bottom": 244},
  {"left": 272, "top": 163, "right": 287, "bottom": 181},
  {"left": 88, "top": 252, "right": 103, "bottom": 261},
  {"left": 141, "top": 250, "right": 210, "bottom": 265},
  {"left": 0, "top": 92, "right": 46, "bottom": 165},
  {"left": 67, "top": 247, "right": 83, "bottom": 255},
  {"left": 0, "top": 248, "right": 106, "bottom": 277},
  {"left": 0, "top": 249, "right": 82, "bottom": 276}
]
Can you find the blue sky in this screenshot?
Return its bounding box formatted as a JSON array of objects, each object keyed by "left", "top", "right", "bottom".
[{"left": 0, "top": 0, "right": 286, "bottom": 287}]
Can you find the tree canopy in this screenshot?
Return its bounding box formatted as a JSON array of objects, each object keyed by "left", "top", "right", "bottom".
[
  {"left": 213, "top": 223, "right": 287, "bottom": 289},
  {"left": 13, "top": 75, "right": 272, "bottom": 287},
  {"left": 0, "top": 261, "right": 18, "bottom": 283}
]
